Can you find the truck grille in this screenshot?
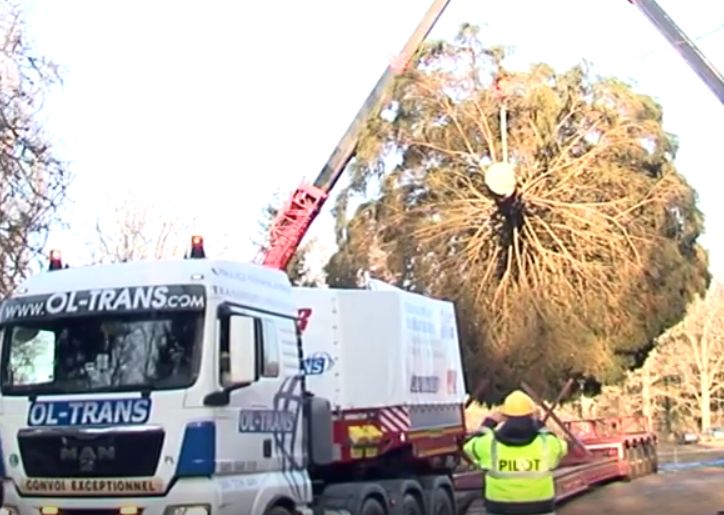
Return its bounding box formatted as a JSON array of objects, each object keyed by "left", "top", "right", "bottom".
[{"left": 18, "top": 428, "right": 165, "bottom": 478}]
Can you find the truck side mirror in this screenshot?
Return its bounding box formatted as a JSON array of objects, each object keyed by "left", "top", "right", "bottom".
[{"left": 228, "top": 315, "right": 258, "bottom": 385}]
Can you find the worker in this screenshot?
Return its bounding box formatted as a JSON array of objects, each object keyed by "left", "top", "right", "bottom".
[{"left": 463, "top": 390, "right": 569, "bottom": 515}]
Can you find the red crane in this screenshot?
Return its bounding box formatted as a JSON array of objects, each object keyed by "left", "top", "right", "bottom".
[
  {"left": 256, "top": 0, "right": 454, "bottom": 270},
  {"left": 257, "top": 0, "right": 724, "bottom": 272}
]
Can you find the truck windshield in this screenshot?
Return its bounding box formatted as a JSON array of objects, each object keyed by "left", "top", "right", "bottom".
[{"left": 0, "top": 312, "right": 203, "bottom": 395}]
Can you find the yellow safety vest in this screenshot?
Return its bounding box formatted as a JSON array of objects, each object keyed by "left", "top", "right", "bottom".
[{"left": 463, "top": 429, "right": 567, "bottom": 505}]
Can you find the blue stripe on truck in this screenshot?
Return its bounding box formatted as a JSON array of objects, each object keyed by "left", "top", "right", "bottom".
[{"left": 176, "top": 421, "right": 216, "bottom": 477}]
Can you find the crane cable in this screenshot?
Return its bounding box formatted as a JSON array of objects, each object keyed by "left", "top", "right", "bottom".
[
  {"left": 483, "top": 78, "right": 517, "bottom": 199},
  {"left": 500, "top": 103, "right": 509, "bottom": 164}
]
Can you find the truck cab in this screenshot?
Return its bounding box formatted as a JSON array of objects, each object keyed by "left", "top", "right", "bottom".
[{"left": 0, "top": 242, "right": 317, "bottom": 515}]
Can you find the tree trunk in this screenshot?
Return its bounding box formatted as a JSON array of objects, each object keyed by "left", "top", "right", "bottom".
[
  {"left": 642, "top": 365, "right": 653, "bottom": 431},
  {"left": 664, "top": 377, "right": 672, "bottom": 436},
  {"left": 701, "top": 383, "right": 712, "bottom": 433}
]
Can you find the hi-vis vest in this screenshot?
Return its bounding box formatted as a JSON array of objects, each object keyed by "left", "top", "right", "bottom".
[{"left": 463, "top": 429, "right": 567, "bottom": 505}]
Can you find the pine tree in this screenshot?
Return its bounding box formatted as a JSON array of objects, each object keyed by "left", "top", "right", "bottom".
[{"left": 324, "top": 26, "right": 709, "bottom": 401}]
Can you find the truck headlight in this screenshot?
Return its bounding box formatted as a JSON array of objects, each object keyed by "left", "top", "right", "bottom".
[{"left": 163, "top": 505, "right": 210, "bottom": 515}]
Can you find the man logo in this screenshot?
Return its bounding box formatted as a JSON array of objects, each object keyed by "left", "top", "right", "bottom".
[
  {"left": 60, "top": 445, "right": 116, "bottom": 473},
  {"left": 297, "top": 308, "right": 312, "bottom": 333}
]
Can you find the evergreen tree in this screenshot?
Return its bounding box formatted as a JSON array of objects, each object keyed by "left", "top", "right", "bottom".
[{"left": 324, "top": 27, "right": 709, "bottom": 401}]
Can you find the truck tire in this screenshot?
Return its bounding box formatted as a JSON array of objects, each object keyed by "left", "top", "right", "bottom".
[
  {"left": 430, "top": 487, "right": 454, "bottom": 515},
  {"left": 401, "top": 493, "right": 424, "bottom": 515},
  {"left": 265, "top": 506, "right": 293, "bottom": 515},
  {"left": 360, "top": 497, "right": 386, "bottom": 515}
]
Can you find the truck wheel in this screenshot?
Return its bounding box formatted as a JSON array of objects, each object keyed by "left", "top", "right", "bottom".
[
  {"left": 401, "top": 493, "right": 424, "bottom": 515},
  {"left": 360, "top": 497, "right": 386, "bottom": 515},
  {"left": 265, "top": 506, "right": 292, "bottom": 515},
  {"left": 430, "top": 487, "right": 454, "bottom": 515}
]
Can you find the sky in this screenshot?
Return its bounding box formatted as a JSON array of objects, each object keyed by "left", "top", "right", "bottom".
[{"left": 19, "top": 0, "right": 724, "bottom": 279}]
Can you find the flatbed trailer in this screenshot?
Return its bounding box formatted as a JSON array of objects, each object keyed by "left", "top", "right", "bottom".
[
  {"left": 455, "top": 460, "right": 620, "bottom": 515},
  {"left": 452, "top": 414, "right": 658, "bottom": 514}
]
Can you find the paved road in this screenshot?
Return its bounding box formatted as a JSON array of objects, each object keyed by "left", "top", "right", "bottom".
[
  {"left": 658, "top": 443, "right": 724, "bottom": 466},
  {"left": 558, "top": 466, "right": 724, "bottom": 514},
  {"left": 463, "top": 466, "right": 724, "bottom": 514}
]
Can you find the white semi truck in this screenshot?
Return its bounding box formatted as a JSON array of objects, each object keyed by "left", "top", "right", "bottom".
[{"left": 0, "top": 238, "right": 468, "bottom": 515}]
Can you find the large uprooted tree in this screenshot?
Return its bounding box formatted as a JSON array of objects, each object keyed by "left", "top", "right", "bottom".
[
  {"left": 0, "top": 2, "right": 68, "bottom": 295},
  {"left": 324, "top": 27, "right": 709, "bottom": 400}
]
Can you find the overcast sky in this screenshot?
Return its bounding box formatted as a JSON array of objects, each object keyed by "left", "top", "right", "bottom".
[{"left": 21, "top": 0, "right": 724, "bottom": 278}]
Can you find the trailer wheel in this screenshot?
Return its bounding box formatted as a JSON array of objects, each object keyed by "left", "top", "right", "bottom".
[
  {"left": 639, "top": 445, "right": 649, "bottom": 476},
  {"left": 622, "top": 446, "right": 633, "bottom": 482},
  {"left": 641, "top": 442, "right": 651, "bottom": 475},
  {"left": 635, "top": 444, "right": 647, "bottom": 477},
  {"left": 430, "top": 487, "right": 454, "bottom": 515},
  {"left": 264, "top": 506, "right": 293, "bottom": 515},
  {"left": 645, "top": 440, "right": 658, "bottom": 474},
  {"left": 632, "top": 445, "right": 644, "bottom": 478},
  {"left": 360, "top": 497, "right": 386, "bottom": 515},
  {"left": 401, "top": 493, "right": 424, "bottom": 515}
]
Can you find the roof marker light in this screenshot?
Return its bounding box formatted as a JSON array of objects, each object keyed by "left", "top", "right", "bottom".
[
  {"left": 48, "top": 249, "right": 63, "bottom": 271},
  {"left": 190, "top": 235, "right": 206, "bottom": 259}
]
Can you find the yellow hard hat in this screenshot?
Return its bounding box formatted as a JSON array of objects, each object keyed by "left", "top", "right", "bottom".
[{"left": 501, "top": 390, "right": 535, "bottom": 417}]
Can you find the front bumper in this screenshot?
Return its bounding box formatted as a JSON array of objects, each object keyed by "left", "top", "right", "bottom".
[{"left": 1, "top": 477, "right": 217, "bottom": 515}]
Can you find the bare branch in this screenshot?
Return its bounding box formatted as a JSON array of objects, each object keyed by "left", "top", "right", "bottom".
[
  {"left": 0, "top": 2, "right": 69, "bottom": 295},
  {"left": 90, "top": 194, "right": 191, "bottom": 264}
]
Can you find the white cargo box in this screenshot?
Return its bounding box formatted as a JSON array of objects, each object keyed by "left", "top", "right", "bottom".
[{"left": 292, "top": 285, "right": 466, "bottom": 411}]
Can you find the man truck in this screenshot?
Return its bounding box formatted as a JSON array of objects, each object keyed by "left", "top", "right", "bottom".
[{"left": 0, "top": 241, "right": 469, "bottom": 515}]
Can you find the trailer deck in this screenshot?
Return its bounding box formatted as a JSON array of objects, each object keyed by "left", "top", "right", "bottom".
[{"left": 453, "top": 413, "right": 659, "bottom": 514}]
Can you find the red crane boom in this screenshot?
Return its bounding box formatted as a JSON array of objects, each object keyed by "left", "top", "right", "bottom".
[{"left": 257, "top": 0, "right": 453, "bottom": 270}]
